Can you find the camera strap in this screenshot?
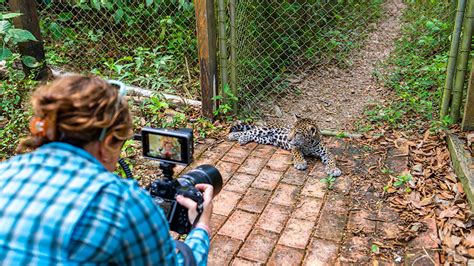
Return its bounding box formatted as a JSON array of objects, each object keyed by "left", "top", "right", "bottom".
[
  {"left": 192, "top": 212, "right": 202, "bottom": 228},
  {"left": 174, "top": 240, "right": 197, "bottom": 266}
]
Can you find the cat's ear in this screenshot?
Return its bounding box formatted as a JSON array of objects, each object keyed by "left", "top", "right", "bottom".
[
  {"left": 309, "top": 126, "right": 320, "bottom": 138},
  {"left": 293, "top": 113, "right": 301, "bottom": 122}
]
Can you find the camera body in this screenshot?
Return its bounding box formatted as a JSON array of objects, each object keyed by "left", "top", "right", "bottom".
[
  {"left": 149, "top": 170, "right": 204, "bottom": 234},
  {"left": 139, "top": 127, "right": 222, "bottom": 234}
]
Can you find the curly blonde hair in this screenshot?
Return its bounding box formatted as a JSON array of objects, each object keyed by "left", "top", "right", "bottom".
[{"left": 17, "top": 75, "right": 133, "bottom": 152}]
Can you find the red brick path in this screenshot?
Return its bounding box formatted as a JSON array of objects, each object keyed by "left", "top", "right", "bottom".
[{"left": 178, "top": 138, "right": 439, "bottom": 265}]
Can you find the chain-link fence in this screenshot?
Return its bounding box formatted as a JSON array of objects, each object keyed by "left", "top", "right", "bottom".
[
  {"left": 226, "top": 0, "right": 383, "bottom": 116},
  {"left": 223, "top": 0, "right": 456, "bottom": 119},
  {"left": 31, "top": 0, "right": 199, "bottom": 99},
  {"left": 2, "top": 0, "right": 457, "bottom": 120}
]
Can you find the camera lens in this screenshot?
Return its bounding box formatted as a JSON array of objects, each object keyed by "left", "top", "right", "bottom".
[{"left": 179, "top": 164, "right": 223, "bottom": 196}]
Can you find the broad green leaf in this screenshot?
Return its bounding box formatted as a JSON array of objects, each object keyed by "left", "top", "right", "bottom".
[
  {"left": 21, "top": 56, "right": 40, "bottom": 68},
  {"left": 8, "top": 28, "right": 37, "bottom": 43},
  {"left": 0, "top": 20, "right": 11, "bottom": 34},
  {"left": 0, "top": 48, "right": 12, "bottom": 61},
  {"left": 58, "top": 12, "right": 73, "bottom": 22},
  {"left": 0, "top": 13, "right": 22, "bottom": 20},
  {"left": 91, "top": 0, "right": 101, "bottom": 10},
  {"left": 146, "top": 0, "right": 153, "bottom": 7},
  {"left": 48, "top": 22, "right": 62, "bottom": 40},
  {"left": 114, "top": 9, "right": 124, "bottom": 24}
]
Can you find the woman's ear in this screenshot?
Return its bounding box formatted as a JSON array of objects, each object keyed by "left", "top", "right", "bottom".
[{"left": 99, "top": 134, "right": 118, "bottom": 162}]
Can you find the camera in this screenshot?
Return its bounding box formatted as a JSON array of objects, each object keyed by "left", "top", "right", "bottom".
[
  {"left": 139, "top": 127, "right": 223, "bottom": 234},
  {"left": 142, "top": 127, "right": 194, "bottom": 165}
]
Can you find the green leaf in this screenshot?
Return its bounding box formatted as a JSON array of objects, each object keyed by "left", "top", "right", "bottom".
[
  {"left": 58, "top": 12, "right": 73, "bottom": 22},
  {"left": 0, "top": 20, "right": 11, "bottom": 34},
  {"left": 91, "top": 0, "right": 101, "bottom": 10},
  {"left": 0, "top": 48, "right": 12, "bottom": 61},
  {"left": 146, "top": 0, "right": 153, "bottom": 7},
  {"left": 114, "top": 9, "right": 124, "bottom": 24},
  {"left": 0, "top": 13, "right": 22, "bottom": 20},
  {"left": 48, "top": 22, "right": 62, "bottom": 40},
  {"left": 371, "top": 244, "right": 379, "bottom": 253},
  {"left": 21, "top": 56, "right": 40, "bottom": 68},
  {"left": 7, "top": 28, "right": 37, "bottom": 43},
  {"left": 393, "top": 181, "right": 403, "bottom": 187}
]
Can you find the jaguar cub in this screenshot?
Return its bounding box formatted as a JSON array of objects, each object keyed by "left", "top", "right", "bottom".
[{"left": 228, "top": 115, "right": 341, "bottom": 177}]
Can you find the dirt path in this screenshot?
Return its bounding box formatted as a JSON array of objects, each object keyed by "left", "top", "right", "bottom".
[{"left": 273, "top": 0, "right": 405, "bottom": 131}]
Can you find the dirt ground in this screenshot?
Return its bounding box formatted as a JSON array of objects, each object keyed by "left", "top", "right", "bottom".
[{"left": 271, "top": 0, "right": 405, "bottom": 131}]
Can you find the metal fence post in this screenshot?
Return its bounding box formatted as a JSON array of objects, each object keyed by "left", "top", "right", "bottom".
[
  {"left": 462, "top": 63, "right": 474, "bottom": 130},
  {"left": 229, "top": 0, "right": 237, "bottom": 112},
  {"left": 9, "top": 0, "right": 50, "bottom": 81},
  {"left": 195, "top": 0, "right": 218, "bottom": 119},
  {"left": 217, "top": 0, "right": 228, "bottom": 103}
]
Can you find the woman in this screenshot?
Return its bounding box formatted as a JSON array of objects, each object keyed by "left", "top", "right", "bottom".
[{"left": 0, "top": 75, "right": 213, "bottom": 265}]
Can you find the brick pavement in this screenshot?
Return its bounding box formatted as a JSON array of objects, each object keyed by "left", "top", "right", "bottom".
[{"left": 178, "top": 138, "right": 440, "bottom": 265}]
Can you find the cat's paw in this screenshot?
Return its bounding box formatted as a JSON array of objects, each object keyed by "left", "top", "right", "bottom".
[
  {"left": 293, "top": 160, "right": 308, "bottom": 170},
  {"left": 326, "top": 167, "right": 342, "bottom": 177},
  {"left": 228, "top": 132, "right": 240, "bottom": 141}
]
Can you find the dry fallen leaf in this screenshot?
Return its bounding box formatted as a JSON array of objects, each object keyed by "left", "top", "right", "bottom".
[{"left": 439, "top": 206, "right": 459, "bottom": 219}]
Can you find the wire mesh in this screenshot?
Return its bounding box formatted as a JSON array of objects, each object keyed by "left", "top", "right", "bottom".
[
  {"left": 2, "top": 0, "right": 457, "bottom": 118},
  {"left": 228, "top": 0, "right": 455, "bottom": 118},
  {"left": 30, "top": 0, "right": 199, "bottom": 99}
]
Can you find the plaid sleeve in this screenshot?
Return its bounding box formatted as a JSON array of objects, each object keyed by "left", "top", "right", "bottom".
[
  {"left": 118, "top": 180, "right": 211, "bottom": 265},
  {"left": 114, "top": 180, "right": 178, "bottom": 265},
  {"left": 68, "top": 179, "right": 210, "bottom": 265},
  {"left": 181, "top": 228, "right": 210, "bottom": 266},
  {"left": 120, "top": 182, "right": 210, "bottom": 265}
]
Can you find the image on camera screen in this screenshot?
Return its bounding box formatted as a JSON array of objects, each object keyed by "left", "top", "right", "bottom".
[{"left": 147, "top": 134, "right": 182, "bottom": 161}]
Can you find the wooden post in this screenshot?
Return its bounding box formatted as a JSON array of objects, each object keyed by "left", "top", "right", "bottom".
[
  {"left": 461, "top": 64, "right": 474, "bottom": 130},
  {"left": 9, "top": 0, "right": 50, "bottom": 81},
  {"left": 195, "top": 0, "right": 218, "bottom": 119}
]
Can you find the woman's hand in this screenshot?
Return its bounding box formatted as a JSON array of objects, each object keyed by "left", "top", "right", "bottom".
[{"left": 176, "top": 184, "right": 214, "bottom": 227}]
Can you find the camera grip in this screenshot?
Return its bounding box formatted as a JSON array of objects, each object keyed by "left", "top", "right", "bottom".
[{"left": 176, "top": 190, "right": 204, "bottom": 215}]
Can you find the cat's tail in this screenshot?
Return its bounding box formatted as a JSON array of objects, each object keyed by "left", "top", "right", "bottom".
[{"left": 230, "top": 122, "right": 256, "bottom": 132}]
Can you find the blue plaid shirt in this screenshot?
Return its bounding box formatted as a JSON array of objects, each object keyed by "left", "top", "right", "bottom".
[{"left": 0, "top": 142, "right": 210, "bottom": 265}]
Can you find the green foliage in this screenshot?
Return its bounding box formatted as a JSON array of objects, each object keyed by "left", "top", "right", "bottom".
[
  {"left": 383, "top": 172, "right": 413, "bottom": 193},
  {"left": 38, "top": 1, "right": 198, "bottom": 96},
  {"left": 364, "top": 2, "right": 452, "bottom": 130},
  {"left": 394, "top": 172, "right": 413, "bottom": 188},
  {"left": 335, "top": 132, "right": 346, "bottom": 139},
  {"left": 371, "top": 244, "right": 379, "bottom": 254},
  {"left": 0, "top": 59, "right": 37, "bottom": 159},
  {"left": 320, "top": 175, "right": 336, "bottom": 190},
  {"left": 91, "top": 47, "right": 176, "bottom": 93},
  {"left": 430, "top": 115, "right": 454, "bottom": 133},
  {"left": 213, "top": 84, "right": 239, "bottom": 121},
  {"left": 0, "top": 12, "right": 40, "bottom": 67}
]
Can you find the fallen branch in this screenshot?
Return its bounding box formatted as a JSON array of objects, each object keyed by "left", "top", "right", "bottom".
[
  {"left": 50, "top": 68, "right": 202, "bottom": 107},
  {"left": 320, "top": 129, "right": 363, "bottom": 138}
]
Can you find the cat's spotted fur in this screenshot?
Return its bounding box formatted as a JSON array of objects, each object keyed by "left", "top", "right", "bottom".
[{"left": 228, "top": 115, "right": 341, "bottom": 177}]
